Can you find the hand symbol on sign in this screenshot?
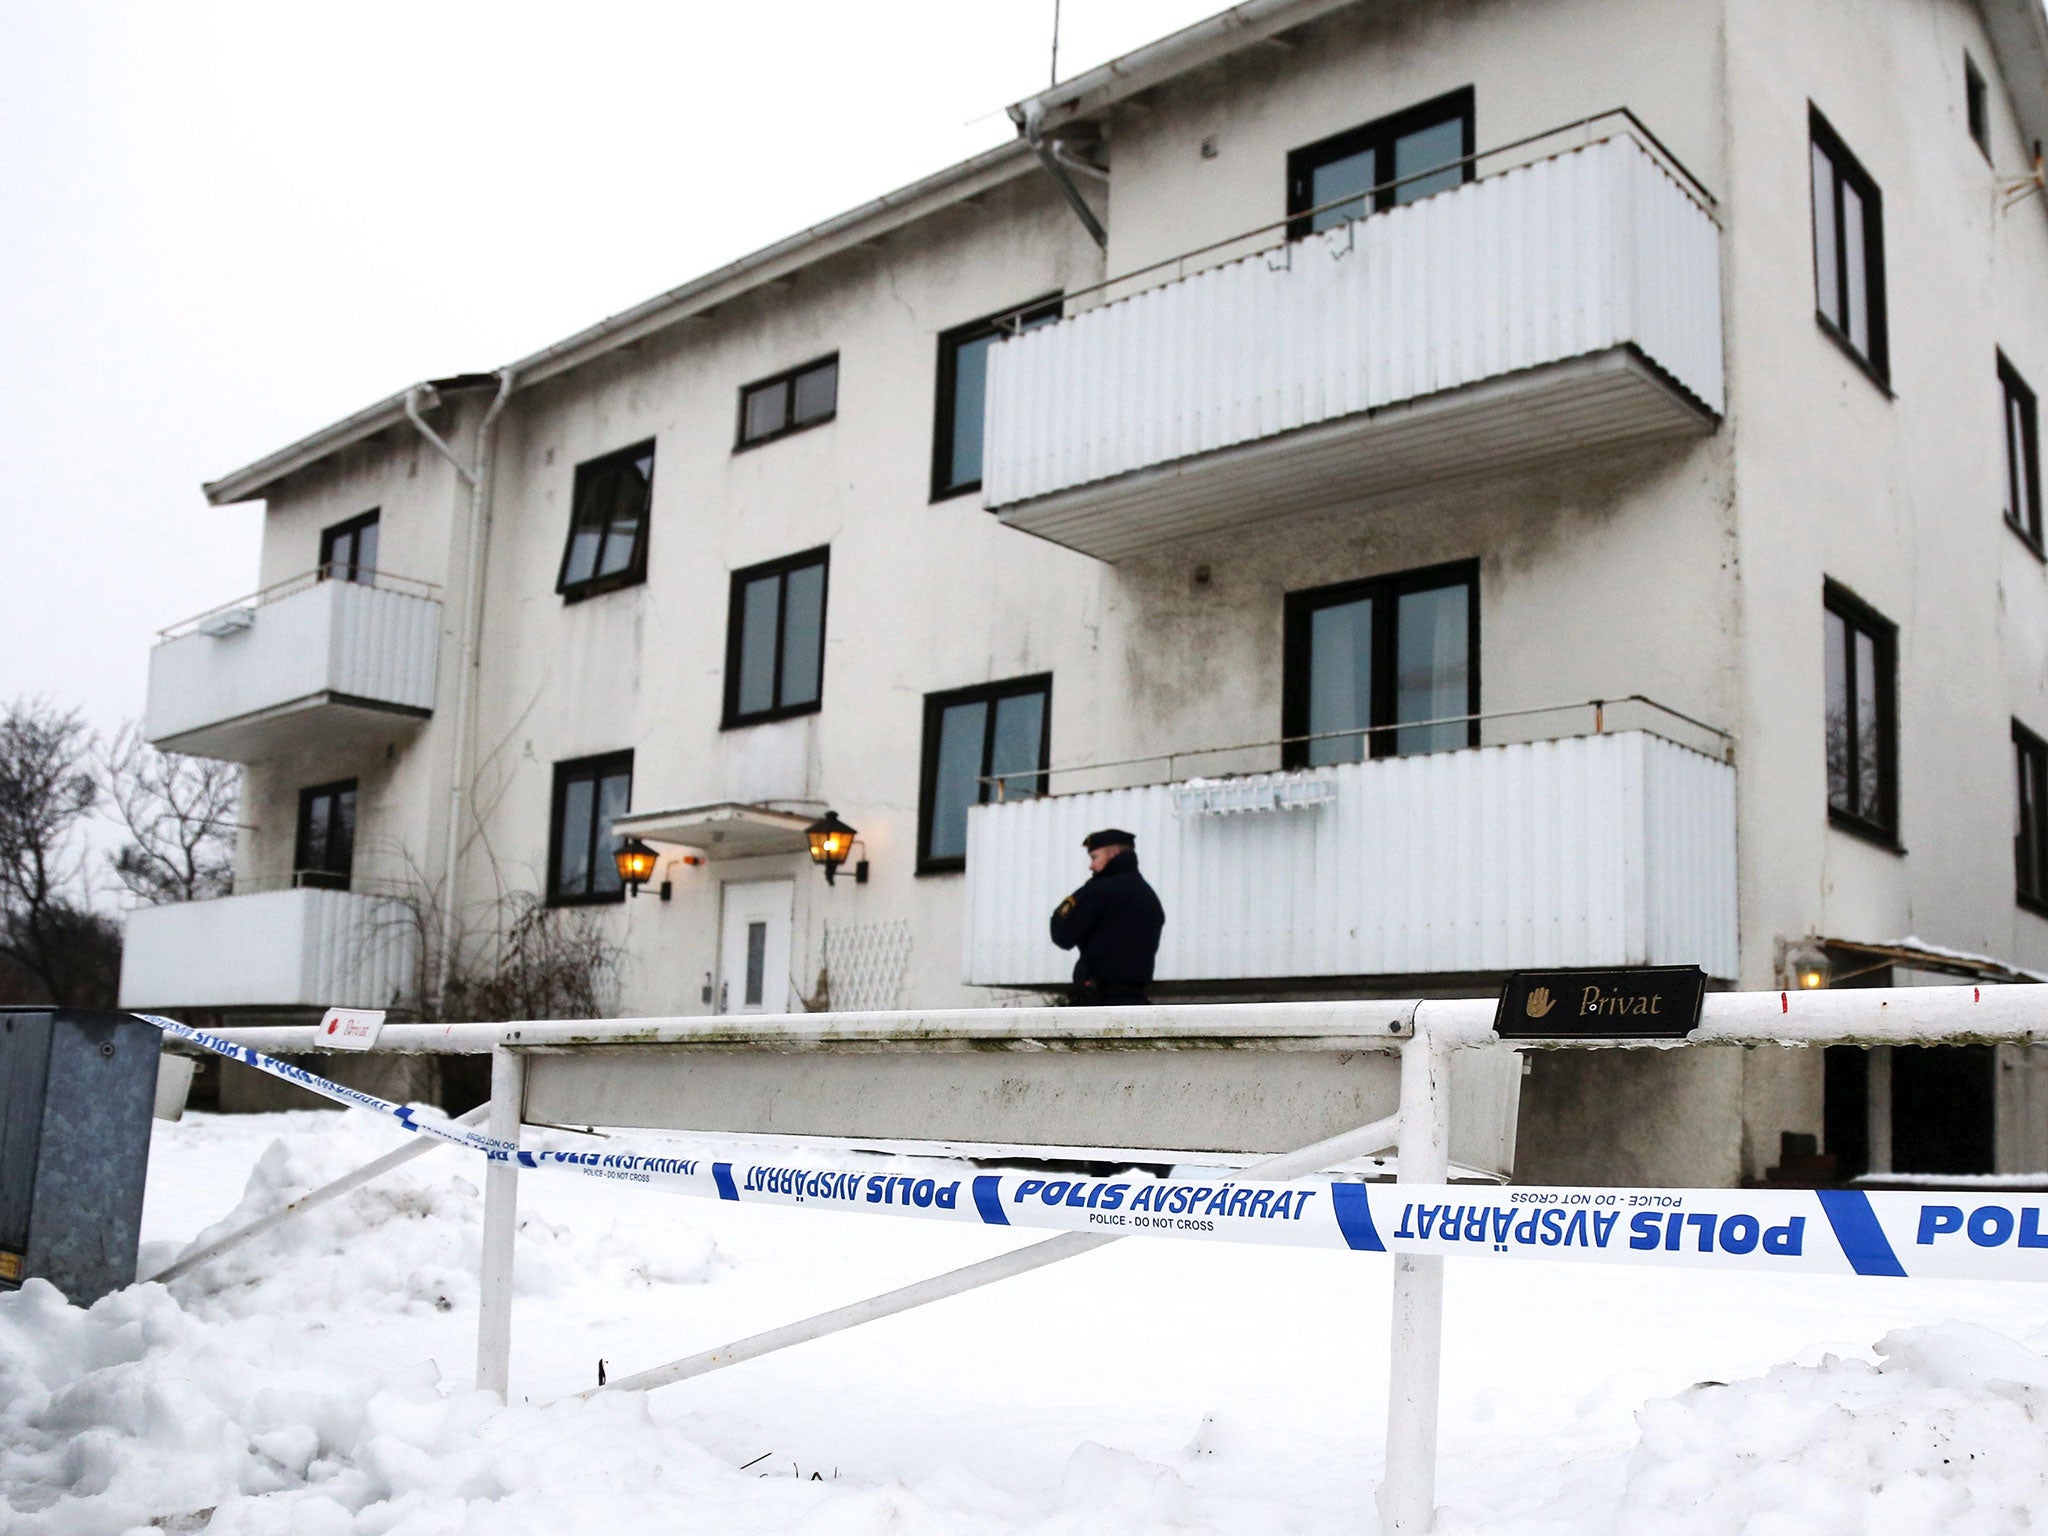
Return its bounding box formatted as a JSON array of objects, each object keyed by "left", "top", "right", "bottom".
[{"left": 1524, "top": 986, "right": 1556, "bottom": 1019}]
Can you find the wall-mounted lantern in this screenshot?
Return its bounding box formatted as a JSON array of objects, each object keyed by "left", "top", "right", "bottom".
[
  {"left": 614, "top": 837, "right": 660, "bottom": 897},
  {"left": 805, "top": 810, "right": 867, "bottom": 885},
  {"left": 1785, "top": 937, "right": 1832, "bottom": 992}
]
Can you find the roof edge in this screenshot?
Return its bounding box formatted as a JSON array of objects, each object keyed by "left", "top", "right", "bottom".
[
  {"left": 1984, "top": 0, "right": 2048, "bottom": 164},
  {"left": 1009, "top": 0, "right": 1364, "bottom": 134},
  {"left": 203, "top": 388, "right": 413, "bottom": 506},
  {"left": 205, "top": 137, "right": 1037, "bottom": 506}
]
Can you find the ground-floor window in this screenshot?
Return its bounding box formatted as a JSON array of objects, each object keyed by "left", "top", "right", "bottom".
[{"left": 548, "top": 751, "right": 633, "bottom": 905}]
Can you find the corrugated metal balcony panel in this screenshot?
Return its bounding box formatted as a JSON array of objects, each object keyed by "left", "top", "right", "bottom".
[
  {"left": 145, "top": 580, "right": 440, "bottom": 761},
  {"left": 983, "top": 137, "right": 1722, "bottom": 560},
  {"left": 961, "top": 730, "right": 1736, "bottom": 988},
  {"left": 118, "top": 888, "right": 416, "bottom": 1011},
  {"left": 1642, "top": 735, "right": 1740, "bottom": 979},
  {"left": 328, "top": 582, "right": 441, "bottom": 708}
]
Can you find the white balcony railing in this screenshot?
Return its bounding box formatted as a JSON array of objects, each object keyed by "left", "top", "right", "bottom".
[
  {"left": 983, "top": 118, "right": 1724, "bottom": 560},
  {"left": 145, "top": 572, "right": 441, "bottom": 761},
  {"left": 962, "top": 728, "right": 1737, "bottom": 988},
  {"left": 118, "top": 888, "right": 416, "bottom": 1012}
]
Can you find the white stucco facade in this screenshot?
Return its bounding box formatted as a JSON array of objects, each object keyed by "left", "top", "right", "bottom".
[{"left": 122, "top": 0, "right": 2048, "bottom": 1185}]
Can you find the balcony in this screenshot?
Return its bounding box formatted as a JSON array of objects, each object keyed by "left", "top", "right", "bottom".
[
  {"left": 961, "top": 702, "right": 1737, "bottom": 988},
  {"left": 983, "top": 115, "right": 1723, "bottom": 561},
  {"left": 118, "top": 887, "right": 416, "bottom": 1013},
  {"left": 146, "top": 571, "right": 442, "bottom": 762}
]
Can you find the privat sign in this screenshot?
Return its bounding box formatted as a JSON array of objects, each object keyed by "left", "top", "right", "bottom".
[
  {"left": 318, "top": 1007, "right": 385, "bottom": 1052},
  {"left": 1494, "top": 966, "right": 1706, "bottom": 1040}
]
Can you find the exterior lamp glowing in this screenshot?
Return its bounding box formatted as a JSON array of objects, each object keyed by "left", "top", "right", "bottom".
[
  {"left": 806, "top": 811, "right": 863, "bottom": 885},
  {"left": 1787, "top": 939, "right": 1832, "bottom": 992},
  {"left": 614, "top": 837, "right": 659, "bottom": 897}
]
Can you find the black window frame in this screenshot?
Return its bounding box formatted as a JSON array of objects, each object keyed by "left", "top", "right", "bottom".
[
  {"left": 931, "top": 293, "right": 1063, "bottom": 502},
  {"left": 1966, "top": 54, "right": 1991, "bottom": 160},
  {"left": 2001, "top": 352, "right": 2041, "bottom": 552},
  {"left": 1285, "top": 86, "right": 1476, "bottom": 241},
  {"left": 1823, "top": 580, "right": 1900, "bottom": 848},
  {"left": 1809, "top": 107, "right": 1891, "bottom": 390},
  {"left": 721, "top": 546, "right": 830, "bottom": 729},
  {"left": 546, "top": 750, "right": 634, "bottom": 907},
  {"left": 293, "top": 778, "right": 357, "bottom": 891},
  {"left": 319, "top": 510, "right": 380, "bottom": 585},
  {"left": 916, "top": 673, "right": 1053, "bottom": 875},
  {"left": 555, "top": 439, "right": 655, "bottom": 604},
  {"left": 1281, "top": 559, "right": 1480, "bottom": 769},
  {"left": 2017, "top": 720, "right": 2048, "bottom": 915},
  {"left": 735, "top": 354, "right": 840, "bottom": 450}
]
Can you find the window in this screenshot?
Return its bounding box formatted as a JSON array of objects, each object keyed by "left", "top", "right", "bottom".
[
  {"left": 1966, "top": 54, "right": 1990, "bottom": 159},
  {"left": 2002, "top": 354, "right": 2041, "bottom": 548},
  {"left": 319, "top": 511, "right": 379, "bottom": 585},
  {"left": 294, "top": 779, "right": 356, "bottom": 891},
  {"left": 1823, "top": 581, "right": 1898, "bottom": 844},
  {"left": 932, "top": 295, "right": 1062, "bottom": 500},
  {"left": 723, "top": 548, "right": 829, "bottom": 727},
  {"left": 556, "top": 441, "right": 654, "bottom": 601},
  {"left": 1282, "top": 562, "right": 1478, "bottom": 767},
  {"left": 2018, "top": 722, "right": 2048, "bottom": 913},
  {"left": 1810, "top": 109, "right": 1890, "bottom": 386},
  {"left": 737, "top": 355, "right": 838, "bottom": 449},
  {"left": 1286, "top": 87, "right": 1475, "bottom": 239},
  {"left": 548, "top": 752, "right": 633, "bottom": 905},
  {"left": 918, "top": 675, "right": 1051, "bottom": 873}
]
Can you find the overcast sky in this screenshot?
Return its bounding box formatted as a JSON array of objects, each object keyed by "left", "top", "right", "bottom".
[{"left": 0, "top": 0, "right": 1226, "bottom": 739}]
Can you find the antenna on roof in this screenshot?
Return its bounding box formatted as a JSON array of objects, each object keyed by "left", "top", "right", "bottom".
[{"left": 1049, "top": 0, "right": 1062, "bottom": 87}]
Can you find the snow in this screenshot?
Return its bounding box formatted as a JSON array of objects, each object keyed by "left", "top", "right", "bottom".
[
  {"left": 1871, "top": 936, "right": 2048, "bottom": 985},
  {"left": 7, "top": 1108, "right": 2048, "bottom": 1534}
]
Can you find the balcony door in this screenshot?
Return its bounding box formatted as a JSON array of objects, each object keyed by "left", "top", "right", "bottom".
[
  {"left": 1286, "top": 87, "right": 1475, "bottom": 238},
  {"left": 717, "top": 878, "right": 793, "bottom": 1015},
  {"left": 1283, "top": 561, "right": 1478, "bottom": 767},
  {"left": 319, "top": 511, "right": 379, "bottom": 584},
  {"left": 294, "top": 779, "right": 356, "bottom": 890}
]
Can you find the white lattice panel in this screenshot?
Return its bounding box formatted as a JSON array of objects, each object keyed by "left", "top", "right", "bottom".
[{"left": 822, "top": 920, "right": 912, "bottom": 1013}]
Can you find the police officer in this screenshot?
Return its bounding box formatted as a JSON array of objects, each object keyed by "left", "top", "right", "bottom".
[{"left": 1049, "top": 828, "right": 1166, "bottom": 1006}]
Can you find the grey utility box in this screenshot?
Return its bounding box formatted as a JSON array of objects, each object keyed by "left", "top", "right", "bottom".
[{"left": 0, "top": 1008, "right": 160, "bottom": 1305}]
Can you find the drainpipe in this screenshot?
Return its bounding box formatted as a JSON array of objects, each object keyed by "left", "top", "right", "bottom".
[
  {"left": 1016, "top": 99, "right": 1107, "bottom": 249},
  {"left": 406, "top": 370, "right": 516, "bottom": 1011}
]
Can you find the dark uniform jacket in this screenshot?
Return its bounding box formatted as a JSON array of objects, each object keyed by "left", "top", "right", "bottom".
[{"left": 1048, "top": 849, "right": 1166, "bottom": 1001}]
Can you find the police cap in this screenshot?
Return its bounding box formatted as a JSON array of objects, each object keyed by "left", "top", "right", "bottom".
[{"left": 1082, "top": 828, "right": 1136, "bottom": 851}]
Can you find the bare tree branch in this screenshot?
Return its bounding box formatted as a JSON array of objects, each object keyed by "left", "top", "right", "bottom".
[{"left": 99, "top": 724, "right": 239, "bottom": 905}]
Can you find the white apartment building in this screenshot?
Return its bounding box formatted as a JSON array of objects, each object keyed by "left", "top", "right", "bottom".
[{"left": 122, "top": 0, "right": 2048, "bottom": 1186}]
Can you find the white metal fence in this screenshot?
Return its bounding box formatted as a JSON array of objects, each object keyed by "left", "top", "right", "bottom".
[{"left": 173, "top": 984, "right": 2048, "bottom": 1535}]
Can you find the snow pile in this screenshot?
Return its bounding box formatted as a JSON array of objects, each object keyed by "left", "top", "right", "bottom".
[
  {"left": 152, "top": 1110, "right": 721, "bottom": 1320},
  {"left": 0, "top": 1269, "right": 1206, "bottom": 1536},
  {"left": 0, "top": 1277, "right": 829, "bottom": 1536},
  {"left": 1617, "top": 1321, "right": 2048, "bottom": 1533},
  {"left": 0, "top": 1114, "right": 731, "bottom": 1536}
]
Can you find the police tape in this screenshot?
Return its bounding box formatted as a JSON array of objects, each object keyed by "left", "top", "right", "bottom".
[{"left": 143, "top": 1014, "right": 2048, "bottom": 1283}]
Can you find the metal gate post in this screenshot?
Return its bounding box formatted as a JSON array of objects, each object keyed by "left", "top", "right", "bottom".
[
  {"left": 1379, "top": 1024, "right": 1451, "bottom": 1534},
  {"left": 475, "top": 1047, "right": 525, "bottom": 1399}
]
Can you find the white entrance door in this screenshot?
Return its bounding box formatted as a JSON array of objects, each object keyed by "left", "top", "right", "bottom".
[{"left": 717, "top": 878, "right": 795, "bottom": 1014}]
